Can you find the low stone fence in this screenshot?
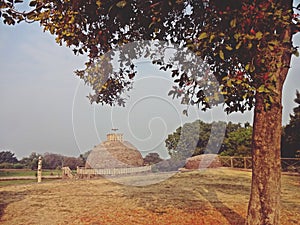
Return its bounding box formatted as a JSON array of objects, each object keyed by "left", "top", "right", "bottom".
[{"left": 76, "top": 165, "right": 152, "bottom": 177}]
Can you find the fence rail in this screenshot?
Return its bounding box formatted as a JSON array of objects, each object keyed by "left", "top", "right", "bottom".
[
  {"left": 218, "top": 156, "right": 300, "bottom": 172},
  {"left": 76, "top": 165, "right": 152, "bottom": 177}
]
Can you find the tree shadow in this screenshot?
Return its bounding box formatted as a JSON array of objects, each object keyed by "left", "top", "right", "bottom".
[
  {"left": 0, "top": 191, "right": 28, "bottom": 219},
  {"left": 119, "top": 171, "right": 248, "bottom": 224},
  {"left": 196, "top": 186, "right": 245, "bottom": 225}
]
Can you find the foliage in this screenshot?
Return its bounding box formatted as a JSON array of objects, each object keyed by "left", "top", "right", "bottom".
[
  {"left": 281, "top": 90, "right": 300, "bottom": 158},
  {"left": 79, "top": 150, "right": 91, "bottom": 165},
  {"left": 19, "top": 152, "right": 41, "bottom": 170},
  {"left": 165, "top": 120, "right": 253, "bottom": 158},
  {"left": 220, "top": 125, "right": 252, "bottom": 157},
  {"left": 143, "top": 152, "right": 163, "bottom": 165},
  {"left": 0, "top": 150, "right": 18, "bottom": 164},
  {"left": 0, "top": 1, "right": 298, "bottom": 111},
  {"left": 43, "top": 153, "right": 84, "bottom": 170}
]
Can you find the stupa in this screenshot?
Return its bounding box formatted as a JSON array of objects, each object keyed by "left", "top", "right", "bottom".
[{"left": 86, "top": 132, "right": 144, "bottom": 169}]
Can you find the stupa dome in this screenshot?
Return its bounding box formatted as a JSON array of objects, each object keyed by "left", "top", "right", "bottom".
[{"left": 86, "top": 133, "right": 144, "bottom": 169}]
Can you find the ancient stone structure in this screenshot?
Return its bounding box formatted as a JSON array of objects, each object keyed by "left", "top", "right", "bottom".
[
  {"left": 86, "top": 133, "right": 144, "bottom": 169},
  {"left": 37, "top": 156, "right": 42, "bottom": 183},
  {"left": 184, "top": 154, "right": 221, "bottom": 170}
]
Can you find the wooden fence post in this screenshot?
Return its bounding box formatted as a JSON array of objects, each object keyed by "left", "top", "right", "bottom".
[{"left": 230, "top": 157, "right": 233, "bottom": 168}]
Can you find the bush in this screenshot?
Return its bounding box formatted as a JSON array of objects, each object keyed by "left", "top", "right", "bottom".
[
  {"left": 0, "top": 162, "right": 14, "bottom": 169},
  {"left": 13, "top": 163, "right": 25, "bottom": 169}
]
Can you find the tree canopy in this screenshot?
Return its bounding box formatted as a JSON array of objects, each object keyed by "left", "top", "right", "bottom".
[
  {"left": 1, "top": 0, "right": 298, "bottom": 112},
  {"left": 165, "top": 120, "right": 252, "bottom": 158},
  {"left": 282, "top": 90, "right": 300, "bottom": 158},
  {"left": 0, "top": 150, "right": 18, "bottom": 164}
]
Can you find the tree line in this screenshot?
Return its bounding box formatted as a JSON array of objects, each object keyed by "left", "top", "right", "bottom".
[
  {"left": 1, "top": 90, "right": 298, "bottom": 170},
  {"left": 166, "top": 90, "right": 300, "bottom": 159},
  {"left": 0, "top": 151, "right": 86, "bottom": 170}
]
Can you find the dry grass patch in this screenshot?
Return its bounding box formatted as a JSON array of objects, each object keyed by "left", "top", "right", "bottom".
[{"left": 0, "top": 168, "right": 299, "bottom": 225}]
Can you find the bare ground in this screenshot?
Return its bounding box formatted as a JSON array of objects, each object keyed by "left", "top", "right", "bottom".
[{"left": 0, "top": 168, "right": 299, "bottom": 225}]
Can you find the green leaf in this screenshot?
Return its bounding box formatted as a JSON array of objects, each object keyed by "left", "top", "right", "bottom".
[
  {"left": 230, "top": 18, "right": 236, "bottom": 28},
  {"left": 257, "top": 85, "right": 270, "bottom": 93},
  {"left": 269, "top": 95, "right": 274, "bottom": 103},
  {"left": 236, "top": 41, "right": 242, "bottom": 50},
  {"left": 225, "top": 45, "right": 233, "bottom": 51},
  {"left": 247, "top": 42, "right": 253, "bottom": 49},
  {"left": 294, "top": 50, "right": 300, "bottom": 57},
  {"left": 209, "top": 34, "right": 215, "bottom": 43},
  {"left": 116, "top": 0, "right": 127, "bottom": 8},
  {"left": 96, "top": 0, "right": 102, "bottom": 7},
  {"left": 227, "top": 79, "right": 232, "bottom": 87},
  {"left": 245, "top": 63, "right": 255, "bottom": 73},
  {"left": 245, "top": 63, "right": 250, "bottom": 71},
  {"left": 198, "top": 32, "right": 208, "bottom": 40},
  {"left": 255, "top": 32, "right": 263, "bottom": 40},
  {"left": 219, "top": 50, "right": 225, "bottom": 60},
  {"left": 234, "top": 33, "right": 241, "bottom": 41},
  {"left": 268, "top": 44, "right": 274, "bottom": 50}
]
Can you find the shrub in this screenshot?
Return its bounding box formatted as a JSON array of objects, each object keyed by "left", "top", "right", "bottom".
[
  {"left": 13, "top": 163, "right": 25, "bottom": 169},
  {"left": 0, "top": 162, "right": 14, "bottom": 169}
]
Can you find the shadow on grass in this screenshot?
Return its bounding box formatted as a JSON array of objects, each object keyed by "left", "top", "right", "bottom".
[
  {"left": 196, "top": 187, "right": 245, "bottom": 225},
  {"left": 0, "top": 191, "right": 28, "bottom": 219},
  {"left": 120, "top": 170, "right": 248, "bottom": 224}
]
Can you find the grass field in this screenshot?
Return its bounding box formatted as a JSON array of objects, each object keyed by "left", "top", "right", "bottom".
[
  {"left": 0, "top": 168, "right": 299, "bottom": 225},
  {"left": 0, "top": 169, "right": 62, "bottom": 187},
  {"left": 0, "top": 169, "right": 61, "bottom": 177}
]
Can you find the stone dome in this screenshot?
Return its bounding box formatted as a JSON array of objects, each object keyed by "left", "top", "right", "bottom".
[{"left": 86, "top": 133, "right": 144, "bottom": 169}]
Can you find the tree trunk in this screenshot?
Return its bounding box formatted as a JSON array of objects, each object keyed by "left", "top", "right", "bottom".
[
  {"left": 246, "top": 2, "right": 292, "bottom": 222},
  {"left": 246, "top": 92, "right": 283, "bottom": 225}
]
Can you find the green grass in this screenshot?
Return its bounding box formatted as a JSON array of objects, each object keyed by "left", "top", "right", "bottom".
[{"left": 0, "top": 169, "right": 61, "bottom": 177}]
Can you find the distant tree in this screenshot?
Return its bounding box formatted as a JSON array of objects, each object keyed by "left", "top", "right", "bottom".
[
  {"left": 0, "top": 150, "right": 18, "bottom": 164},
  {"left": 143, "top": 153, "right": 163, "bottom": 165},
  {"left": 166, "top": 120, "right": 252, "bottom": 158},
  {"left": 20, "top": 152, "right": 41, "bottom": 170},
  {"left": 165, "top": 120, "right": 213, "bottom": 159},
  {"left": 42, "top": 153, "right": 85, "bottom": 170},
  {"left": 42, "top": 153, "right": 64, "bottom": 169},
  {"left": 220, "top": 125, "right": 253, "bottom": 157},
  {"left": 80, "top": 150, "right": 92, "bottom": 165},
  {"left": 63, "top": 156, "right": 85, "bottom": 170},
  {"left": 281, "top": 90, "right": 300, "bottom": 158}
]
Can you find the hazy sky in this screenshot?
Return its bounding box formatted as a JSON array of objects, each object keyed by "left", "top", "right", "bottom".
[{"left": 1, "top": 15, "right": 300, "bottom": 159}]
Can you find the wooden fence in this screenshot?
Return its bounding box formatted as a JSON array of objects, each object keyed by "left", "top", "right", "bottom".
[
  {"left": 218, "top": 156, "right": 300, "bottom": 172},
  {"left": 76, "top": 165, "right": 152, "bottom": 177},
  {"left": 62, "top": 166, "right": 74, "bottom": 179}
]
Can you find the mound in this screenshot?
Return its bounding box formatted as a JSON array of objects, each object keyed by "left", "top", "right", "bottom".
[
  {"left": 185, "top": 154, "right": 221, "bottom": 169},
  {"left": 86, "top": 138, "right": 144, "bottom": 169}
]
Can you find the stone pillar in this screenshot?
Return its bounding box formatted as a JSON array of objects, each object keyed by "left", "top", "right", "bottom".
[{"left": 37, "top": 156, "right": 42, "bottom": 183}]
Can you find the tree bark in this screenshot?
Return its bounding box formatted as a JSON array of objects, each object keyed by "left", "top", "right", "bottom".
[
  {"left": 246, "top": 2, "right": 292, "bottom": 222},
  {"left": 246, "top": 92, "right": 283, "bottom": 225}
]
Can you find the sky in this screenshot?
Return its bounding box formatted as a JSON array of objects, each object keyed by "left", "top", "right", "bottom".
[{"left": 0, "top": 11, "right": 300, "bottom": 160}]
